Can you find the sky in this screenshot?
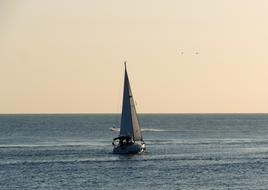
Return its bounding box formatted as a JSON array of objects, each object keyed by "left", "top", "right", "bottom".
[{"left": 1, "top": 0, "right": 268, "bottom": 113}]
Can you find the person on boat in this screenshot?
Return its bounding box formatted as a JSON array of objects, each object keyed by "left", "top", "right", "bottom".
[
  {"left": 119, "top": 139, "right": 123, "bottom": 146},
  {"left": 126, "top": 138, "right": 129, "bottom": 145},
  {"left": 126, "top": 137, "right": 132, "bottom": 145}
]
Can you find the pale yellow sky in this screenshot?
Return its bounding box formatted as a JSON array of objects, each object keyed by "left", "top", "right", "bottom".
[{"left": 1, "top": 0, "right": 268, "bottom": 113}]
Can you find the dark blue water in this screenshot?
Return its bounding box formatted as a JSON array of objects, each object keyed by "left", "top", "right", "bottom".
[{"left": 1, "top": 114, "right": 268, "bottom": 189}]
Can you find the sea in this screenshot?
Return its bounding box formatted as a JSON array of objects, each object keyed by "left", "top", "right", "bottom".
[{"left": 0, "top": 114, "right": 268, "bottom": 190}]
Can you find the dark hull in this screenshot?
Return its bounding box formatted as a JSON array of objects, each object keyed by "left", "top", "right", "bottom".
[{"left": 113, "top": 143, "right": 145, "bottom": 154}]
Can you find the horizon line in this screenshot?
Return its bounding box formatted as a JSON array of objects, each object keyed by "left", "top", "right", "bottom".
[{"left": 1, "top": 112, "right": 268, "bottom": 115}]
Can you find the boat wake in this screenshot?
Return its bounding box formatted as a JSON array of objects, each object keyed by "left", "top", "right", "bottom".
[
  {"left": 110, "top": 127, "right": 171, "bottom": 132},
  {"left": 110, "top": 127, "right": 120, "bottom": 131},
  {"left": 142, "top": 128, "right": 167, "bottom": 132}
]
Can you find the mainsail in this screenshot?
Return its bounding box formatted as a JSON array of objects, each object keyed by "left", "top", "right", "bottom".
[{"left": 119, "top": 63, "right": 143, "bottom": 141}]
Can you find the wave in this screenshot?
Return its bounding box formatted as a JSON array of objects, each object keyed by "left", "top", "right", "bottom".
[
  {"left": 3, "top": 138, "right": 268, "bottom": 149},
  {"left": 2, "top": 153, "right": 268, "bottom": 167},
  {"left": 0, "top": 142, "right": 109, "bottom": 149},
  {"left": 144, "top": 138, "right": 268, "bottom": 146}
]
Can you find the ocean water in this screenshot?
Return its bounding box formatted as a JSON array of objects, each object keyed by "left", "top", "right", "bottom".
[{"left": 1, "top": 114, "right": 268, "bottom": 190}]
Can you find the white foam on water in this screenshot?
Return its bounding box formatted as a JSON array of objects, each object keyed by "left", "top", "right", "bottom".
[{"left": 110, "top": 127, "right": 182, "bottom": 132}]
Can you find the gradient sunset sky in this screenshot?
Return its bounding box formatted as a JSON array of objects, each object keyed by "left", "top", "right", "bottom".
[{"left": 1, "top": 0, "right": 268, "bottom": 113}]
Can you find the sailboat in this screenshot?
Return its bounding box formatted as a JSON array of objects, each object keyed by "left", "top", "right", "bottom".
[{"left": 112, "top": 62, "right": 146, "bottom": 154}]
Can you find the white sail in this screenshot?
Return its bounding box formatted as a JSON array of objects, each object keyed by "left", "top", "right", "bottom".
[
  {"left": 119, "top": 64, "right": 143, "bottom": 141},
  {"left": 129, "top": 86, "right": 143, "bottom": 141}
]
